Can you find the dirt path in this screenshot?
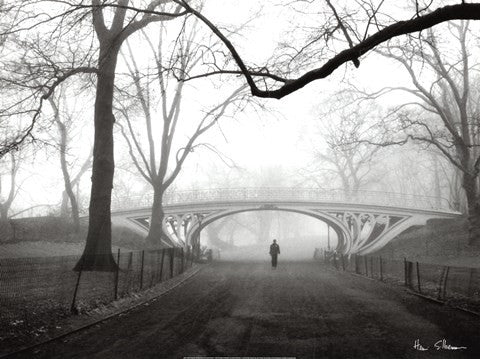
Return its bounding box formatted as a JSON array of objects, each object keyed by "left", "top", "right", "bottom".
[{"left": 12, "top": 262, "right": 480, "bottom": 358}]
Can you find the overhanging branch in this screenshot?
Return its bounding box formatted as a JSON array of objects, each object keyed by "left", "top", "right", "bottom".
[{"left": 176, "top": 2, "right": 480, "bottom": 99}]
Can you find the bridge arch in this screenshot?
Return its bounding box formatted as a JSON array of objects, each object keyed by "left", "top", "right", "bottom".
[
  {"left": 109, "top": 187, "right": 460, "bottom": 254},
  {"left": 186, "top": 206, "right": 348, "bottom": 252}
]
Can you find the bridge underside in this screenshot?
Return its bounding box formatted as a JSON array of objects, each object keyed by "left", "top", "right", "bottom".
[{"left": 110, "top": 201, "right": 460, "bottom": 255}]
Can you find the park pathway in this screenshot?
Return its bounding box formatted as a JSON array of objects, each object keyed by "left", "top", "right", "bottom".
[{"left": 13, "top": 261, "right": 480, "bottom": 358}]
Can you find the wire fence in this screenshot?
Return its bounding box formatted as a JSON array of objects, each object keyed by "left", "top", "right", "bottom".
[
  {"left": 0, "top": 247, "right": 198, "bottom": 325},
  {"left": 315, "top": 249, "right": 480, "bottom": 313}
]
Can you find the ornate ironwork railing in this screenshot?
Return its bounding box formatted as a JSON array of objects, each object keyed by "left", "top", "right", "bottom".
[{"left": 111, "top": 187, "right": 455, "bottom": 212}]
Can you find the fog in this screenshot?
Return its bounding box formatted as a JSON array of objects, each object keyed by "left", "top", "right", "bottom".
[
  {"left": 199, "top": 211, "right": 338, "bottom": 261},
  {"left": 3, "top": 3, "right": 480, "bottom": 359},
  {"left": 0, "top": 1, "right": 472, "bottom": 257},
  {"left": 212, "top": 235, "right": 334, "bottom": 262}
]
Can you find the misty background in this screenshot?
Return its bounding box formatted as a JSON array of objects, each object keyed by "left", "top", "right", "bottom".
[{"left": 0, "top": 1, "right": 471, "bottom": 260}]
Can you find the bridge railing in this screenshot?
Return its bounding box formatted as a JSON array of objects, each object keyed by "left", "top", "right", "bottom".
[{"left": 111, "top": 187, "right": 454, "bottom": 212}]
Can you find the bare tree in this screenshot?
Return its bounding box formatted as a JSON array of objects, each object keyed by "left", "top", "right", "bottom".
[
  {"left": 300, "top": 100, "right": 384, "bottom": 195},
  {"left": 377, "top": 146, "right": 449, "bottom": 203},
  {"left": 177, "top": 1, "right": 480, "bottom": 99},
  {"left": 435, "top": 156, "right": 467, "bottom": 212},
  {"left": 0, "top": 151, "right": 20, "bottom": 220},
  {"left": 22, "top": 68, "right": 94, "bottom": 232},
  {"left": 48, "top": 91, "right": 92, "bottom": 232},
  {"left": 116, "top": 23, "right": 248, "bottom": 247},
  {"left": 205, "top": 217, "right": 241, "bottom": 250},
  {"left": 1, "top": 0, "right": 188, "bottom": 269},
  {"left": 2, "top": 1, "right": 480, "bottom": 266},
  {"left": 74, "top": 1, "right": 190, "bottom": 269},
  {"left": 365, "top": 21, "right": 480, "bottom": 244}
]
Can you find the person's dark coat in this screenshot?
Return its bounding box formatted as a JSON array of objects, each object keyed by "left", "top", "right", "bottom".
[{"left": 270, "top": 243, "right": 280, "bottom": 256}]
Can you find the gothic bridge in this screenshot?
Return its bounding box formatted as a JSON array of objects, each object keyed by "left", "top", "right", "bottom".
[{"left": 110, "top": 188, "right": 460, "bottom": 255}]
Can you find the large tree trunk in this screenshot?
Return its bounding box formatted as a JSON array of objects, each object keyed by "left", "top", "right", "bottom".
[
  {"left": 75, "top": 43, "right": 119, "bottom": 271},
  {"left": 60, "top": 191, "right": 69, "bottom": 217},
  {"left": 0, "top": 205, "right": 8, "bottom": 221},
  {"left": 463, "top": 173, "right": 480, "bottom": 246},
  {"left": 451, "top": 168, "right": 467, "bottom": 213},
  {"left": 145, "top": 187, "right": 171, "bottom": 248},
  {"left": 0, "top": 156, "right": 16, "bottom": 222}
]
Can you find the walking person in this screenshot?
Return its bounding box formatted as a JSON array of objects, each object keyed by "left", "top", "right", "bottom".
[{"left": 269, "top": 239, "right": 280, "bottom": 269}]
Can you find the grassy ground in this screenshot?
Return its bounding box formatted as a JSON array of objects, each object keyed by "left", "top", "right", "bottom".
[
  {"left": 0, "top": 216, "right": 146, "bottom": 258},
  {"left": 0, "top": 256, "right": 197, "bottom": 356},
  {"left": 0, "top": 241, "right": 129, "bottom": 258},
  {"left": 374, "top": 217, "right": 480, "bottom": 267}
]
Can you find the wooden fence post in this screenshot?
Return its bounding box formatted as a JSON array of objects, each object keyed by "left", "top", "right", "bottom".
[
  {"left": 442, "top": 266, "right": 450, "bottom": 300},
  {"left": 416, "top": 262, "right": 421, "bottom": 293},
  {"left": 140, "top": 250, "right": 145, "bottom": 290},
  {"left": 128, "top": 251, "right": 133, "bottom": 270},
  {"left": 181, "top": 248, "right": 185, "bottom": 273},
  {"left": 71, "top": 256, "right": 85, "bottom": 314},
  {"left": 379, "top": 257, "right": 383, "bottom": 282},
  {"left": 156, "top": 250, "right": 161, "bottom": 284},
  {"left": 407, "top": 261, "right": 413, "bottom": 288},
  {"left": 170, "top": 248, "right": 175, "bottom": 278},
  {"left": 114, "top": 248, "right": 120, "bottom": 300},
  {"left": 437, "top": 266, "right": 446, "bottom": 299},
  {"left": 159, "top": 249, "right": 165, "bottom": 282}
]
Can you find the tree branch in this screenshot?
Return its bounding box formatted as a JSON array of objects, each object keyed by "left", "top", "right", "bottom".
[{"left": 177, "top": 2, "right": 480, "bottom": 98}]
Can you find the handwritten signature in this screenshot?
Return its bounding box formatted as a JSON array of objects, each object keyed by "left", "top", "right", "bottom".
[{"left": 414, "top": 339, "right": 467, "bottom": 351}]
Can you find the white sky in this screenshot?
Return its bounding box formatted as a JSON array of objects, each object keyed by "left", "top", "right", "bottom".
[{"left": 2, "top": 1, "right": 462, "bottom": 214}]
